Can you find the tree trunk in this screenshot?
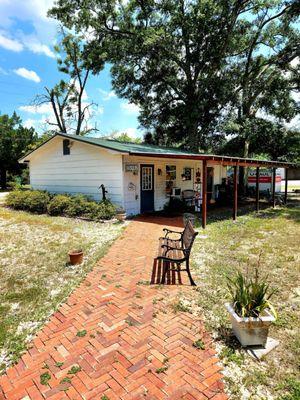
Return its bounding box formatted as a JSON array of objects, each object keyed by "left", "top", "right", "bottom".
[
  {"left": 187, "top": 119, "right": 199, "bottom": 152},
  {"left": 0, "top": 168, "right": 7, "bottom": 189}
]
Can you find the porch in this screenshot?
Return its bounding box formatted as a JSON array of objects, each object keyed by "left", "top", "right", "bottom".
[{"left": 123, "top": 152, "right": 293, "bottom": 228}]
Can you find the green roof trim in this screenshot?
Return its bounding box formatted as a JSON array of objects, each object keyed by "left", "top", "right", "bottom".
[{"left": 57, "top": 132, "right": 196, "bottom": 155}]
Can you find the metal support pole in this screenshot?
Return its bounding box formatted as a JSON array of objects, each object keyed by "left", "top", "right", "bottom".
[
  {"left": 202, "top": 160, "right": 207, "bottom": 229},
  {"left": 233, "top": 165, "right": 238, "bottom": 220},
  {"left": 284, "top": 169, "right": 288, "bottom": 204},
  {"left": 255, "top": 167, "right": 259, "bottom": 212},
  {"left": 272, "top": 167, "right": 276, "bottom": 208}
]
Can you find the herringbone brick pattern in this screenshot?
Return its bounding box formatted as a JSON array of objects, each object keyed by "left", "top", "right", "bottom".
[{"left": 0, "top": 216, "right": 227, "bottom": 400}]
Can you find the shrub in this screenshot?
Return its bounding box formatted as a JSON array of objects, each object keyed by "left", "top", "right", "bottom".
[
  {"left": 96, "top": 201, "right": 116, "bottom": 220},
  {"left": 47, "top": 194, "right": 72, "bottom": 216},
  {"left": 6, "top": 191, "right": 27, "bottom": 210},
  {"left": 64, "top": 194, "right": 93, "bottom": 217},
  {"left": 82, "top": 200, "right": 116, "bottom": 221},
  {"left": 6, "top": 190, "right": 50, "bottom": 213},
  {"left": 226, "top": 268, "right": 277, "bottom": 318},
  {"left": 24, "top": 190, "right": 50, "bottom": 213},
  {"left": 6, "top": 190, "right": 116, "bottom": 220}
]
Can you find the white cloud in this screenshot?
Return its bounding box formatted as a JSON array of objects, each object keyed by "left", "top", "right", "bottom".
[
  {"left": 24, "top": 38, "right": 55, "bottom": 58},
  {"left": 0, "top": 32, "right": 23, "bottom": 52},
  {"left": 123, "top": 127, "right": 138, "bottom": 137},
  {"left": 23, "top": 118, "right": 38, "bottom": 129},
  {"left": 14, "top": 67, "right": 41, "bottom": 83},
  {"left": 19, "top": 103, "right": 52, "bottom": 114},
  {"left": 120, "top": 101, "right": 140, "bottom": 115},
  {"left": 99, "top": 88, "right": 117, "bottom": 101},
  {"left": 0, "top": 1, "right": 57, "bottom": 58},
  {"left": 0, "top": 1, "right": 56, "bottom": 44}
]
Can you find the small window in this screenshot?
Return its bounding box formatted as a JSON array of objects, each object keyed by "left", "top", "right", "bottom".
[
  {"left": 63, "top": 139, "right": 70, "bottom": 155},
  {"left": 166, "top": 165, "right": 176, "bottom": 195}
]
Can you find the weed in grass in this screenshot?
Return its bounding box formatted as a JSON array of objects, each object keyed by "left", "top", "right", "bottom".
[
  {"left": 40, "top": 372, "right": 51, "bottom": 386},
  {"left": 90, "top": 333, "right": 96, "bottom": 338},
  {"left": 192, "top": 339, "right": 205, "bottom": 350},
  {"left": 277, "top": 378, "right": 300, "bottom": 400},
  {"left": 125, "top": 319, "right": 134, "bottom": 326},
  {"left": 171, "top": 300, "right": 190, "bottom": 313},
  {"left": 101, "top": 395, "right": 109, "bottom": 400},
  {"left": 76, "top": 330, "right": 87, "bottom": 337},
  {"left": 42, "top": 363, "right": 50, "bottom": 369},
  {"left": 137, "top": 280, "right": 150, "bottom": 285},
  {"left": 219, "top": 346, "right": 244, "bottom": 366},
  {"left": 68, "top": 365, "right": 81, "bottom": 374}
]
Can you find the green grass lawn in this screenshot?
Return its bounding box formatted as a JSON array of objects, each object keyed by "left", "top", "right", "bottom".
[
  {"left": 0, "top": 206, "right": 124, "bottom": 374},
  {"left": 180, "top": 200, "right": 300, "bottom": 400}
]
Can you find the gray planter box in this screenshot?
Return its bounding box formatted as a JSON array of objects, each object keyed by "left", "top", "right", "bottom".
[{"left": 225, "top": 303, "right": 275, "bottom": 347}]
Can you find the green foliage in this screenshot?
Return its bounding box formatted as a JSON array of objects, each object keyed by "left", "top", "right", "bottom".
[
  {"left": 76, "top": 330, "right": 87, "bottom": 337},
  {"left": 107, "top": 131, "right": 142, "bottom": 143},
  {"left": 67, "top": 365, "right": 81, "bottom": 374},
  {"left": 49, "top": 0, "right": 299, "bottom": 156},
  {"left": 227, "top": 268, "right": 277, "bottom": 318},
  {"left": 36, "top": 30, "right": 101, "bottom": 135},
  {"left": 6, "top": 190, "right": 50, "bottom": 213},
  {"left": 0, "top": 112, "right": 37, "bottom": 188},
  {"left": 193, "top": 339, "right": 205, "bottom": 350},
  {"left": 279, "top": 378, "right": 300, "bottom": 400},
  {"left": 219, "top": 346, "right": 244, "bottom": 366},
  {"left": 40, "top": 371, "right": 51, "bottom": 386},
  {"left": 6, "top": 190, "right": 116, "bottom": 220},
  {"left": 47, "top": 194, "right": 72, "bottom": 216},
  {"left": 155, "top": 366, "right": 168, "bottom": 374},
  {"left": 60, "top": 376, "right": 72, "bottom": 384}
]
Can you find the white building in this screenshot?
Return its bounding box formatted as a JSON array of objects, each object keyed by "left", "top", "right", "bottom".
[{"left": 20, "top": 133, "right": 292, "bottom": 227}]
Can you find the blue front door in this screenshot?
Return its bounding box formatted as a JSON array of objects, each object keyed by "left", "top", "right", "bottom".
[{"left": 140, "top": 164, "right": 154, "bottom": 213}]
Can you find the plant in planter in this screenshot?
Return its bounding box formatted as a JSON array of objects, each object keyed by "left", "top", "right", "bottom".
[
  {"left": 225, "top": 268, "right": 277, "bottom": 347},
  {"left": 116, "top": 207, "right": 126, "bottom": 221},
  {"left": 68, "top": 249, "right": 84, "bottom": 265}
]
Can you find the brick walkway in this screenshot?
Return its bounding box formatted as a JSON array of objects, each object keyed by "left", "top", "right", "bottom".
[{"left": 0, "top": 216, "right": 227, "bottom": 400}]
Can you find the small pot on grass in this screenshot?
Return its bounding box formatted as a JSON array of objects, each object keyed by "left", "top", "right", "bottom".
[
  {"left": 68, "top": 249, "right": 83, "bottom": 265},
  {"left": 116, "top": 208, "right": 126, "bottom": 222},
  {"left": 225, "top": 268, "right": 277, "bottom": 347}
]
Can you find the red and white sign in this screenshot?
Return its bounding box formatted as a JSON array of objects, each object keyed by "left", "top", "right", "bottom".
[{"left": 248, "top": 170, "right": 281, "bottom": 192}]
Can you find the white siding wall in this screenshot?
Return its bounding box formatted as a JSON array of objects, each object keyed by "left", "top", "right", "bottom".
[
  {"left": 123, "top": 155, "right": 203, "bottom": 215},
  {"left": 29, "top": 136, "right": 124, "bottom": 206}
]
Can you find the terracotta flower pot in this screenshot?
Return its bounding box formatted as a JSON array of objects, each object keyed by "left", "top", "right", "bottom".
[{"left": 68, "top": 249, "right": 83, "bottom": 265}]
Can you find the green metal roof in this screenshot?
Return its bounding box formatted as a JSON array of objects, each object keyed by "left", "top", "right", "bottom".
[
  {"left": 57, "top": 133, "right": 196, "bottom": 155},
  {"left": 20, "top": 132, "right": 295, "bottom": 168}
]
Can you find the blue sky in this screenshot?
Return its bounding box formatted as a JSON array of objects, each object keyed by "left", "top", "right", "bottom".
[
  {"left": 0, "top": 0, "right": 141, "bottom": 139},
  {"left": 0, "top": 1, "right": 299, "bottom": 139}
]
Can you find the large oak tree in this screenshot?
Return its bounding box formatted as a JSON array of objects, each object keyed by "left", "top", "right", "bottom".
[{"left": 49, "top": 0, "right": 299, "bottom": 152}]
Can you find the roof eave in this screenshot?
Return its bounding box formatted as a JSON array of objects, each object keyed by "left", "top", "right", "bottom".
[{"left": 129, "top": 151, "right": 295, "bottom": 168}]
